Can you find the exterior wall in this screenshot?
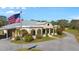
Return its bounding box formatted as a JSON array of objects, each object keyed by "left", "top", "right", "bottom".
[{"left": 44, "top": 23, "right": 53, "bottom": 28}]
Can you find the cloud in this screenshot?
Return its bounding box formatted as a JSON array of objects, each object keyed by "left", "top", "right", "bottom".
[
  {"left": 6, "top": 10, "right": 20, "bottom": 17},
  {"left": 1, "top": 7, "right": 6, "bottom": 9},
  {"left": 73, "top": 16, "right": 79, "bottom": 19},
  {"left": 68, "top": 16, "right": 79, "bottom": 20},
  {"left": 6, "top": 10, "right": 19, "bottom": 14},
  {"left": 21, "top": 7, "right": 26, "bottom": 9}
]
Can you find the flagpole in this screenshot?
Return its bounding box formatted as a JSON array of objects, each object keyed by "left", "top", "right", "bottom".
[
  {"left": 19, "top": 11, "right": 23, "bottom": 48},
  {"left": 20, "top": 11, "right": 22, "bottom": 29},
  {"left": 19, "top": 11, "right": 22, "bottom": 40}
]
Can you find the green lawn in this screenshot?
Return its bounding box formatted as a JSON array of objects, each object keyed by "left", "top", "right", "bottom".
[
  {"left": 11, "top": 36, "right": 56, "bottom": 44},
  {"left": 53, "top": 33, "right": 65, "bottom": 38},
  {"left": 66, "top": 29, "right": 78, "bottom": 34},
  {"left": 66, "top": 28, "right": 79, "bottom": 42},
  {"left": 11, "top": 34, "right": 65, "bottom": 44},
  {"left": 17, "top": 48, "right": 42, "bottom": 51}
]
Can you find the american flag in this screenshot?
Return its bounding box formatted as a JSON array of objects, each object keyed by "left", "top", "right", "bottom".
[
  {"left": 15, "top": 18, "right": 23, "bottom": 23},
  {"left": 8, "top": 13, "right": 20, "bottom": 24}
]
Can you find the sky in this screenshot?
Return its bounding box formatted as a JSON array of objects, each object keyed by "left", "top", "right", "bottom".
[{"left": 0, "top": 7, "right": 79, "bottom": 21}]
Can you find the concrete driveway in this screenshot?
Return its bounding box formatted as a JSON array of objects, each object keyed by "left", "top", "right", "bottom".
[
  {"left": 35, "top": 32, "right": 79, "bottom": 51},
  {"left": 0, "top": 32, "right": 79, "bottom": 51}
]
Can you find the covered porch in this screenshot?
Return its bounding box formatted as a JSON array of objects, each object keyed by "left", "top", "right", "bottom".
[{"left": 0, "top": 26, "right": 58, "bottom": 40}]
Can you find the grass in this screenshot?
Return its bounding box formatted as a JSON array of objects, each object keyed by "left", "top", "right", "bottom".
[
  {"left": 66, "top": 28, "right": 79, "bottom": 42},
  {"left": 17, "top": 48, "right": 42, "bottom": 51},
  {"left": 65, "top": 29, "right": 78, "bottom": 34},
  {"left": 11, "top": 34, "right": 65, "bottom": 44},
  {"left": 11, "top": 36, "right": 55, "bottom": 44},
  {"left": 53, "top": 33, "right": 65, "bottom": 38}
]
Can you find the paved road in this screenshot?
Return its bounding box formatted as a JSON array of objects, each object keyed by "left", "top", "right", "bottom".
[{"left": 0, "top": 32, "right": 79, "bottom": 51}]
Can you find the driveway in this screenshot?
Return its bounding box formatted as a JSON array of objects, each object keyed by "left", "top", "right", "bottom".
[
  {"left": 0, "top": 32, "right": 79, "bottom": 51},
  {"left": 35, "top": 32, "right": 79, "bottom": 51}
]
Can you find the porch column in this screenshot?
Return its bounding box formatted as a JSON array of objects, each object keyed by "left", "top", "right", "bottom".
[
  {"left": 14, "top": 30, "right": 18, "bottom": 37},
  {"left": 45, "top": 29, "right": 47, "bottom": 35},
  {"left": 41, "top": 29, "right": 43, "bottom": 35},
  {"left": 54, "top": 28, "right": 57, "bottom": 35},
  {"left": 4, "top": 30, "right": 8, "bottom": 38},
  {"left": 12, "top": 31, "right": 15, "bottom": 37},
  {"left": 18, "top": 30, "right": 20, "bottom": 36},
  {"left": 53, "top": 28, "right": 55, "bottom": 35},
  {"left": 49, "top": 29, "right": 51, "bottom": 35},
  {"left": 42, "top": 29, "right": 46, "bottom": 37},
  {"left": 35, "top": 29, "right": 37, "bottom": 35}
]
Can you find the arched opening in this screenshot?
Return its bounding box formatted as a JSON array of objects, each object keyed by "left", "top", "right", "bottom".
[
  {"left": 46, "top": 29, "right": 49, "bottom": 34},
  {"left": 37, "top": 29, "right": 41, "bottom": 35},
  {"left": 42, "top": 29, "right": 45, "bottom": 34},
  {"left": 8, "top": 29, "right": 15, "bottom": 38},
  {"left": 31, "top": 29, "right": 35, "bottom": 35}
]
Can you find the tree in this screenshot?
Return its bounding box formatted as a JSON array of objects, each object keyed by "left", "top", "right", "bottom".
[
  {"left": 0, "top": 16, "right": 8, "bottom": 27},
  {"left": 50, "top": 20, "right": 57, "bottom": 25},
  {"left": 70, "top": 20, "right": 79, "bottom": 29},
  {"left": 57, "top": 19, "right": 69, "bottom": 30}
]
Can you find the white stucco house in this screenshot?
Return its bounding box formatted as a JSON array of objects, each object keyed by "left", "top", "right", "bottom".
[{"left": 0, "top": 20, "right": 58, "bottom": 40}]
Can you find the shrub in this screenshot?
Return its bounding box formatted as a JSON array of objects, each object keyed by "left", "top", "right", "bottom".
[
  {"left": 36, "top": 34, "right": 42, "bottom": 39},
  {"left": 21, "top": 29, "right": 28, "bottom": 36},
  {"left": 46, "top": 34, "right": 48, "bottom": 37},
  {"left": 57, "top": 28, "right": 63, "bottom": 35},
  {"left": 15, "top": 36, "right": 20, "bottom": 41},
  {"left": 23, "top": 35, "right": 34, "bottom": 42}
]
